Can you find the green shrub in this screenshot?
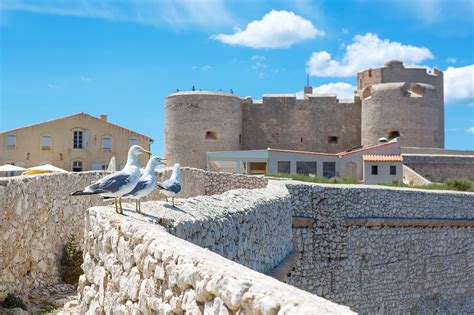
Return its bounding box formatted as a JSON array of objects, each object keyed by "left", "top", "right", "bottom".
[
  {"left": 446, "top": 178, "right": 473, "bottom": 191},
  {"left": 2, "top": 293, "right": 27, "bottom": 310},
  {"left": 60, "top": 235, "right": 83, "bottom": 284}
]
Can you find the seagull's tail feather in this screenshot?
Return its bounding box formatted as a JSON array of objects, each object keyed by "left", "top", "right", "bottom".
[{"left": 70, "top": 190, "right": 102, "bottom": 196}]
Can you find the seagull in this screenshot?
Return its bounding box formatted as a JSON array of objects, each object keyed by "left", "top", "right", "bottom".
[
  {"left": 70, "top": 145, "right": 151, "bottom": 214},
  {"left": 122, "top": 156, "right": 166, "bottom": 212},
  {"left": 159, "top": 163, "right": 181, "bottom": 207}
]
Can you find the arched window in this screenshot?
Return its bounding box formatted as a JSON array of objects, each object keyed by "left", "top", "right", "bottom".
[
  {"left": 102, "top": 135, "right": 112, "bottom": 151},
  {"left": 205, "top": 131, "right": 217, "bottom": 140},
  {"left": 129, "top": 136, "right": 138, "bottom": 147},
  {"left": 388, "top": 131, "right": 400, "bottom": 140},
  {"left": 72, "top": 160, "right": 83, "bottom": 172},
  {"left": 73, "top": 130, "right": 83, "bottom": 149}
]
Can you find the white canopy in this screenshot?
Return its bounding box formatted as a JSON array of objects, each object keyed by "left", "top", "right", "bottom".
[
  {"left": 23, "top": 164, "right": 68, "bottom": 175},
  {"left": 0, "top": 164, "right": 26, "bottom": 172}
]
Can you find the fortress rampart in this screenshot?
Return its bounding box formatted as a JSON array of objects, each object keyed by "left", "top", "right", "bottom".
[
  {"left": 165, "top": 92, "right": 242, "bottom": 169},
  {"left": 165, "top": 61, "right": 445, "bottom": 169},
  {"left": 2, "top": 171, "right": 472, "bottom": 313}
]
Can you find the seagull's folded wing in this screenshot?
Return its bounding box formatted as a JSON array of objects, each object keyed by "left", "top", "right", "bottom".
[{"left": 88, "top": 173, "right": 132, "bottom": 193}]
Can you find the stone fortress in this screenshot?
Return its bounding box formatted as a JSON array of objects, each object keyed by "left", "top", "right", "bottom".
[{"left": 165, "top": 60, "right": 445, "bottom": 170}]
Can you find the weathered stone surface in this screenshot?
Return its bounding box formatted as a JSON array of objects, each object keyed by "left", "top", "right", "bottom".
[
  {"left": 78, "top": 204, "right": 354, "bottom": 314},
  {"left": 0, "top": 168, "right": 267, "bottom": 300},
  {"left": 284, "top": 182, "right": 474, "bottom": 314}
]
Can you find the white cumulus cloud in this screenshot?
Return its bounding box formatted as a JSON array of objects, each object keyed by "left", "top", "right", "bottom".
[
  {"left": 306, "top": 33, "right": 433, "bottom": 77},
  {"left": 467, "top": 126, "right": 474, "bottom": 134},
  {"left": 296, "top": 82, "right": 355, "bottom": 100},
  {"left": 212, "top": 10, "right": 324, "bottom": 49},
  {"left": 444, "top": 65, "right": 474, "bottom": 104}
]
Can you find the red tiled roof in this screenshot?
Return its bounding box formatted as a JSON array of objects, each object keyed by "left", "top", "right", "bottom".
[{"left": 363, "top": 155, "right": 403, "bottom": 162}]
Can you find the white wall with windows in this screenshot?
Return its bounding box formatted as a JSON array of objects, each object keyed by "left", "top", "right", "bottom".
[{"left": 363, "top": 161, "right": 402, "bottom": 184}]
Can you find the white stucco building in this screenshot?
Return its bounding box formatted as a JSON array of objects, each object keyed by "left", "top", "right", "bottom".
[{"left": 207, "top": 138, "right": 403, "bottom": 184}]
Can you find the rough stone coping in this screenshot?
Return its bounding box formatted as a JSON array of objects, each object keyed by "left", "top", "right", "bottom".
[
  {"left": 345, "top": 218, "right": 474, "bottom": 227},
  {"left": 0, "top": 170, "right": 106, "bottom": 185},
  {"left": 292, "top": 217, "right": 315, "bottom": 228},
  {"left": 88, "top": 207, "right": 355, "bottom": 314},
  {"left": 166, "top": 90, "right": 241, "bottom": 98},
  {"left": 284, "top": 181, "right": 474, "bottom": 195}
]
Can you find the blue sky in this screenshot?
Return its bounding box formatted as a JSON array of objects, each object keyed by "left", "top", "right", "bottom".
[{"left": 1, "top": 0, "right": 473, "bottom": 156}]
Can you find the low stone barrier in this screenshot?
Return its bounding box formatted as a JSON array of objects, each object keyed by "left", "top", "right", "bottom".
[
  {"left": 78, "top": 203, "right": 354, "bottom": 314},
  {"left": 0, "top": 168, "right": 268, "bottom": 300}
]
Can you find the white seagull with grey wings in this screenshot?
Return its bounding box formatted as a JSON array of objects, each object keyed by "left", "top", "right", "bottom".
[
  {"left": 123, "top": 156, "right": 166, "bottom": 212},
  {"left": 70, "top": 145, "right": 151, "bottom": 214},
  {"left": 159, "top": 163, "right": 181, "bottom": 206}
]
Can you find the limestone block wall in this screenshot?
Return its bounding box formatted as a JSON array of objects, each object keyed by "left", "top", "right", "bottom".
[
  {"left": 164, "top": 92, "right": 242, "bottom": 169},
  {"left": 77, "top": 183, "right": 355, "bottom": 314},
  {"left": 0, "top": 168, "right": 267, "bottom": 300},
  {"left": 0, "top": 172, "right": 106, "bottom": 299},
  {"left": 242, "top": 96, "right": 361, "bottom": 154},
  {"left": 156, "top": 167, "right": 268, "bottom": 198},
  {"left": 284, "top": 183, "right": 474, "bottom": 314},
  {"left": 403, "top": 154, "right": 474, "bottom": 182}
]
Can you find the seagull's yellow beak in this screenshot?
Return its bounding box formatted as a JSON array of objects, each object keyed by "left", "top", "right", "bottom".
[{"left": 141, "top": 150, "right": 152, "bottom": 156}]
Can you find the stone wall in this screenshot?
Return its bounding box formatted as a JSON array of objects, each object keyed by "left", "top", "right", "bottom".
[
  {"left": 403, "top": 154, "right": 474, "bottom": 182},
  {"left": 78, "top": 200, "right": 354, "bottom": 314},
  {"left": 242, "top": 95, "right": 361, "bottom": 154},
  {"left": 0, "top": 172, "right": 105, "bottom": 299},
  {"left": 0, "top": 168, "right": 267, "bottom": 300},
  {"left": 285, "top": 183, "right": 474, "bottom": 313},
  {"left": 156, "top": 167, "right": 268, "bottom": 198}
]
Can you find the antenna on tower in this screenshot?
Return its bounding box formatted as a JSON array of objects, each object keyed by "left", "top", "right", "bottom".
[{"left": 306, "top": 74, "right": 309, "bottom": 87}]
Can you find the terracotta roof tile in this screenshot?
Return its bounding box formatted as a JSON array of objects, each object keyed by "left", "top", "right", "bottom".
[{"left": 363, "top": 155, "right": 403, "bottom": 162}]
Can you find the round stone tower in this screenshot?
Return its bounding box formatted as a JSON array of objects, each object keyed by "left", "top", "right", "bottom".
[
  {"left": 358, "top": 61, "right": 444, "bottom": 148},
  {"left": 164, "top": 91, "right": 242, "bottom": 169}
]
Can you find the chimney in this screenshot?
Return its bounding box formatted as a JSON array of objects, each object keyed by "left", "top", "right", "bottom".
[{"left": 100, "top": 114, "right": 108, "bottom": 122}]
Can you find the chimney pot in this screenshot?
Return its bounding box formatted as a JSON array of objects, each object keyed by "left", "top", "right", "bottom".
[{"left": 100, "top": 114, "right": 108, "bottom": 122}]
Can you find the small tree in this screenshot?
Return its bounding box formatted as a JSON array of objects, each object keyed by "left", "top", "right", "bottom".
[{"left": 60, "top": 234, "right": 83, "bottom": 284}]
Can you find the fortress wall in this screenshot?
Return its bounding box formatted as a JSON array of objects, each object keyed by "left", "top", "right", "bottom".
[
  {"left": 361, "top": 82, "right": 444, "bottom": 148},
  {"left": 285, "top": 183, "right": 474, "bottom": 313},
  {"left": 402, "top": 154, "right": 474, "bottom": 182},
  {"left": 0, "top": 172, "right": 106, "bottom": 299},
  {"left": 155, "top": 167, "right": 268, "bottom": 198},
  {"left": 0, "top": 169, "right": 267, "bottom": 300},
  {"left": 242, "top": 96, "right": 361, "bottom": 153},
  {"left": 164, "top": 92, "right": 242, "bottom": 169},
  {"left": 77, "top": 183, "right": 355, "bottom": 314}
]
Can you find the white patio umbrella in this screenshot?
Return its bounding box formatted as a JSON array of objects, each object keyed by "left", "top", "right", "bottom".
[
  {"left": 22, "top": 164, "right": 68, "bottom": 175},
  {"left": 0, "top": 164, "right": 27, "bottom": 172}
]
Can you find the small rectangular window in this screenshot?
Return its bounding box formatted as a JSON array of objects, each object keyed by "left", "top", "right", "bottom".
[
  {"left": 390, "top": 165, "right": 397, "bottom": 175},
  {"left": 129, "top": 137, "right": 138, "bottom": 147},
  {"left": 296, "top": 162, "right": 317, "bottom": 176},
  {"left": 371, "top": 165, "right": 378, "bottom": 175},
  {"left": 328, "top": 136, "right": 338, "bottom": 144},
  {"left": 102, "top": 136, "right": 112, "bottom": 151},
  {"left": 323, "top": 162, "right": 336, "bottom": 178},
  {"left": 73, "top": 131, "right": 83, "bottom": 149},
  {"left": 6, "top": 134, "right": 16, "bottom": 148},
  {"left": 41, "top": 135, "right": 51, "bottom": 149},
  {"left": 277, "top": 161, "right": 291, "bottom": 173}
]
